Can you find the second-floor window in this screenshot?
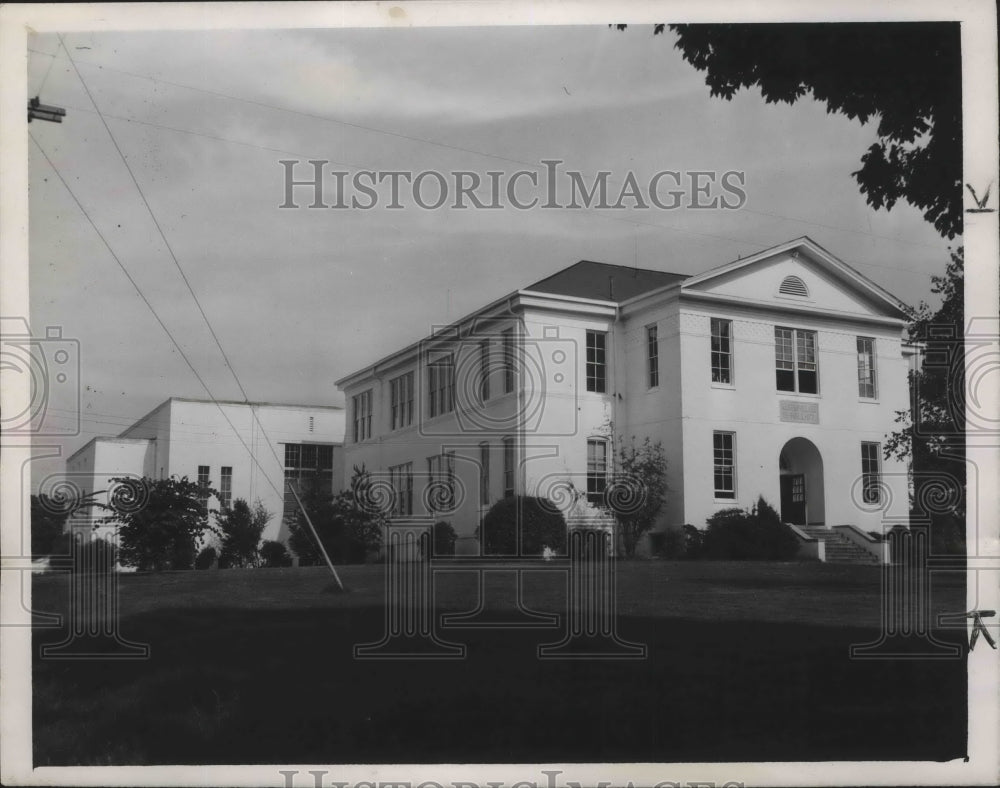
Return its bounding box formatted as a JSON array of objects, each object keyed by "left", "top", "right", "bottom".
[
  {"left": 647, "top": 325, "right": 659, "bottom": 388},
  {"left": 219, "top": 466, "right": 232, "bottom": 509},
  {"left": 711, "top": 318, "right": 733, "bottom": 384},
  {"left": 502, "top": 328, "right": 515, "bottom": 394},
  {"left": 390, "top": 372, "right": 414, "bottom": 430},
  {"left": 428, "top": 355, "right": 455, "bottom": 418},
  {"left": 774, "top": 327, "right": 818, "bottom": 394},
  {"left": 586, "top": 438, "right": 609, "bottom": 505},
  {"left": 586, "top": 330, "right": 607, "bottom": 393},
  {"left": 480, "top": 340, "right": 491, "bottom": 403},
  {"left": 352, "top": 389, "right": 372, "bottom": 442},
  {"left": 857, "top": 337, "right": 877, "bottom": 399},
  {"left": 283, "top": 443, "right": 335, "bottom": 521}
]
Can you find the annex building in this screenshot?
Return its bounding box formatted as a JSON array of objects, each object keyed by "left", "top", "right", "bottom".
[
  {"left": 336, "top": 238, "right": 913, "bottom": 562},
  {"left": 65, "top": 397, "right": 345, "bottom": 545}
]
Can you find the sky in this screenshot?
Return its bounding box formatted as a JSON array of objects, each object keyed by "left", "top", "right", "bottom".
[{"left": 26, "top": 24, "right": 957, "bottom": 486}]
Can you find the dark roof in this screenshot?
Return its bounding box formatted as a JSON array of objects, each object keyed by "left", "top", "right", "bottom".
[{"left": 526, "top": 260, "right": 688, "bottom": 303}]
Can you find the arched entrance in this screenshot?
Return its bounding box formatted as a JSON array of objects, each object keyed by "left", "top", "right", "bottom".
[{"left": 778, "top": 437, "right": 825, "bottom": 525}]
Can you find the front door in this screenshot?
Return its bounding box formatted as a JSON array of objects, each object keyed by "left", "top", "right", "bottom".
[{"left": 780, "top": 474, "right": 806, "bottom": 524}]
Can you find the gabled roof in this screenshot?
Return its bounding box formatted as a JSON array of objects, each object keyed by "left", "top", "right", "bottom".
[
  {"left": 528, "top": 260, "right": 688, "bottom": 303},
  {"left": 680, "top": 236, "right": 912, "bottom": 319}
]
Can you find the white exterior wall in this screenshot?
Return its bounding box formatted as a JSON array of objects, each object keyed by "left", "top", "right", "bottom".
[{"left": 676, "top": 299, "right": 909, "bottom": 534}]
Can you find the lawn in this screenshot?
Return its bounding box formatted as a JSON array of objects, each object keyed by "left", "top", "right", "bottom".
[{"left": 32, "top": 561, "right": 967, "bottom": 765}]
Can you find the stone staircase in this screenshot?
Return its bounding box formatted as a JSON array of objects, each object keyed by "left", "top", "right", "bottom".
[{"left": 799, "top": 525, "right": 881, "bottom": 565}]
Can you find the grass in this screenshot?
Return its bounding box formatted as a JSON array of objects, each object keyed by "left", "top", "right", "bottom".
[{"left": 32, "top": 561, "right": 967, "bottom": 765}]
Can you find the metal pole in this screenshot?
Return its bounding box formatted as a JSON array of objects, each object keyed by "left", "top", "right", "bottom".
[{"left": 286, "top": 481, "right": 344, "bottom": 591}]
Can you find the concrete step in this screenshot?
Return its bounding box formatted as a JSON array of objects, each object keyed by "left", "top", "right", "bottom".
[{"left": 798, "top": 527, "right": 881, "bottom": 564}]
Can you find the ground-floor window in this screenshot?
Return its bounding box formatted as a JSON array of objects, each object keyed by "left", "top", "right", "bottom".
[
  {"left": 713, "top": 431, "right": 736, "bottom": 499},
  {"left": 587, "top": 438, "right": 609, "bottom": 505},
  {"left": 283, "top": 443, "right": 335, "bottom": 521},
  {"left": 389, "top": 462, "right": 413, "bottom": 516},
  {"left": 502, "top": 437, "right": 516, "bottom": 498},
  {"left": 219, "top": 466, "right": 232, "bottom": 510},
  {"left": 427, "top": 451, "right": 456, "bottom": 512},
  {"left": 861, "top": 441, "right": 882, "bottom": 504}
]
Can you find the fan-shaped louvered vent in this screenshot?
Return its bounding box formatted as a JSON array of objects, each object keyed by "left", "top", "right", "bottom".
[{"left": 779, "top": 275, "right": 809, "bottom": 297}]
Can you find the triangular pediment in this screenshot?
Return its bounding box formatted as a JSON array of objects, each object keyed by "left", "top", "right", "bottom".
[{"left": 680, "top": 238, "right": 910, "bottom": 321}]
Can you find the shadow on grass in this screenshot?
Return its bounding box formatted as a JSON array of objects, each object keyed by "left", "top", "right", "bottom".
[{"left": 34, "top": 600, "right": 967, "bottom": 765}]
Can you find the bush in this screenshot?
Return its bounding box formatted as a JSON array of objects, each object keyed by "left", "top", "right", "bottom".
[
  {"left": 195, "top": 546, "right": 217, "bottom": 570},
  {"left": 682, "top": 524, "right": 704, "bottom": 559},
  {"left": 431, "top": 521, "right": 457, "bottom": 556},
  {"left": 50, "top": 533, "right": 118, "bottom": 573},
  {"left": 480, "top": 496, "right": 567, "bottom": 556},
  {"left": 260, "top": 540, "right": 292, "bottom": 568},
  {"left": 701, "top": 497, "right": 799, "bottom": 560}
]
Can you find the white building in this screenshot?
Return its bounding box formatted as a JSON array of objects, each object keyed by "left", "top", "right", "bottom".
[
  {"left": 336, "top": 238, "right": 914, "bottom": 562},
  {"left": 65, "top": 397, "right": 345, "bottom": 546}
]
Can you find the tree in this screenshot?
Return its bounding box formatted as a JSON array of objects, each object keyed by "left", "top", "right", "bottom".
[
  {"left": 617, "top": 23, "right": 962, "bottom": 239},
  {"left": 608, "top": 436, "right": 668, "bottom": 558},
  {"left": 30, "top": 494, "right": 72, "bottom": 557},
  {"left": 287, "top": 466, "right": 386, "bottom": 565},
  {"left": 260, "top": 540, "right": 293, "bottom": 568},
  {"left": 217, "top": 498, "right": 272, "bottom": 568},
  {"left": 104, "top": 476, "right": 217, "bottom": 571},
  {"left": 885, "top": 247, "right": 965, "bottom": 553},
  {"left": 480, "top": 496, "right": 567, "bottom": 556}
]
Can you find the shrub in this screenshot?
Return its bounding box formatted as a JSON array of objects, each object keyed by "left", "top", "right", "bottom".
[
  {"left": 431, "top": 521, "right": 457, "bottom": 556},
  {"left": 702, "top": 496, "right": 799, "bottom": 560},
  {"left": 195, "top": 546, "right": 217, "bottom": 570},
  {"left": 50, "top": 533, "right": 118, "bottom": 573},
  {"left": 480, "top": 496, "right": 567, "bottom": 556},
  {"left": 260, "top": 540, "right": 292, "bottom": 568},
  {"left": 682, "top": 524, "right": 704, "bottom": 559}
]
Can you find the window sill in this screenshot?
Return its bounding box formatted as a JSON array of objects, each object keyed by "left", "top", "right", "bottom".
[
  {"left": 710, "top": 383, "right": 736, "bottom": 391},
  {"left": 777, "top": 390, "right": 821, "bottom": 399},
  {"left": 713, "top": 497, "right": 738, "bottom": 505},
  {"left": 858, "top": 398, "right": 880, "bottom": 405}
]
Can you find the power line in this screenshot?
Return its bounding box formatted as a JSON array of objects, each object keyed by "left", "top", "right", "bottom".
[
  {"left": 56, "top": 35, "right": 293, "bottom": 486},
  {"left": 30, "top": 132, "right": 286, "bottom": 502},
  {"left": 29, "top": 44, "right": 943, "bottom": 253}
]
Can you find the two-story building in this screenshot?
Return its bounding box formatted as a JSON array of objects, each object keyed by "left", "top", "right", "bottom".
[{"left": 335, "top": 237, "right": 913, "bottom": 560}]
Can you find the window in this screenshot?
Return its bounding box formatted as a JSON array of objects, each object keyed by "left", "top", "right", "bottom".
[
  {"left": 710, "top": 318, "right": 733, "bottom": 384},
  {"left": 857, "top": 337, "right": 877, "bottom": 399},
  {"left": 283, "top": 443, "right": 335, "bottom": 522},
  {"left": 480, "top": 340, "right": 491, "bottom": 403},
  {"left": 197, "top": 465, "right": 210, "bottom": 511},
  {"left": 586, "top": 438, "right": 609, "bottom": 505},
  {"left": 861, "top": 442, "right": 882, "bottom": 504},
  {"left": 774, "top": 327, "right": 818, "bottom": 393},
  {"left": 352, "top": 389, "right": 373, "bottom": 442},
  {"left": 219, "top": 466, "right": 232, "bottom": 510},
  {"left": 502, "top": 328, "right": 515, "bottom": 394},
  {"left": 586, "top": 330, "right": 607, "bottom": 393},
  {"left": 428, "top": 355, "right": 455, "bottom": 418},
  {"left": 390, "top": 372, "right": 414, "bottom": 430},
  {"left": 502, "top": 436, "right": 516, "bottom": 498},
  {"left": 427, "top": 451, "right": 456, "bottom": 512},
  {"left": 479, "top": 442, "right": 490, "bottom": 506},
  {"left": 713, "top": 431, "right": 736, "bottom": 499},
  {"left": 646, "top": 325, "right": 659, "bottom": 388},
  {"left": 389, "top": 462, "right": 413, "bottom": 517}
]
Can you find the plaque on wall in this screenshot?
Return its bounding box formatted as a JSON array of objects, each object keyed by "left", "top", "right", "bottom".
[{"left": 779, "top": 400, "right": 820, "bottom": 424}]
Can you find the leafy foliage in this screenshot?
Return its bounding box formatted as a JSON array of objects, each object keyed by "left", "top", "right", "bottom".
[
  {"left": 287, "top": 466, "right": 386, "bottom": 565},
  {"left": 617, "top": 22, "right": 962, "bottom": 238},
  {"left": 609, "top": 436, "right": 668, "bottom": 558},
  {"left": 30, "top": 494, "right": 73, "bottom": 557},
  {"left": 195, "top": 546, "right": 218, "bottom": 570},
  {"left": 260, "top": 540, "right": 293, "bottom": 568},
  {"left": 48, "top": 532, "right": 118, "bottom": 573},
  {"left": 427, "top": 520, "right": 458, "bottom": 557},
  {"left": 480, "top": 496, "right": 567, "bottom": 556},
  {"left": 885, "top": 247, "right": 965, "bottom": 554},
  {"left": 104, "top": 476, "right": 217, "bottom": 571},
  {"left": 702, "top": 497, "right": 799, "bottom": 560},
  {"left": 216, "top": 498, "right": 272, "bottom": 568}
]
